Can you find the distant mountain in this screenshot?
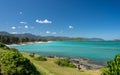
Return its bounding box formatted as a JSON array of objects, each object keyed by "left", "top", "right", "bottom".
[
  {"left": 112, "top": 39, "right": 120, "bottom": 41},
  {"left": 0, "top": 31, "right": 41, "bottom": 38},
  {"left": 0, "top": 31, "right": 70, "bottom": 39},
  {"left": 0, "top": 31, "right": 10, "bottom": 35},
  {"left": 88, "top": 38, "right": 105, "bottom": 41},
  {"left": 14, "top": 33, "right": 41, "bottom": 38},
  {"left": 0, "top": 31, "right": 105, "bottom": 41}
]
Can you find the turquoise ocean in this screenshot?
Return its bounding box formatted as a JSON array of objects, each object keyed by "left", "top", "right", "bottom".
[{"left": 11, "top": 41, "right": 120, "bottom": 65}]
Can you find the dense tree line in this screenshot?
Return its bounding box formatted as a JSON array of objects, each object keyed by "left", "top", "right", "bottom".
[
  {"left": 0, "top": 35, "right": 47, "bottom": 44},
  {"left": 0, "top": 35, "right": 88, "bottom": 44}
]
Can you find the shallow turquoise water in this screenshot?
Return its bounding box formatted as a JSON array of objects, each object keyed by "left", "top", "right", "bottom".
[{"left": 11, "top": 41, "right": 120, "bottom": 64}]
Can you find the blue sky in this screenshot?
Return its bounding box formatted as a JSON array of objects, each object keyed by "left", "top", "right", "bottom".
[{"left": 0, "top": 0, "right": 120, "bottom": 40}]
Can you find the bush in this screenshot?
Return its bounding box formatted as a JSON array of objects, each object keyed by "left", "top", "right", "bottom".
[
  {"left": 0, "top": 43, "right": 18, "bottom": 52},
  {"left": 0, "top": 50, "right": 40, "bottom": 75},
  {"left": 54, "top": 58, "right": 76, "bottom": 68},
  {"left": 101, "top": 54, "right": 120, "bottom": 75},
  {"left": 0, "top": 43, "right": 10, "bottom": 50},
  {"left": 34, "top": 56, "right": 47, "bottom": 61}
]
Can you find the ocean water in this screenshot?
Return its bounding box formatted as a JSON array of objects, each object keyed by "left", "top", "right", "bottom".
[{"left": 11, "top": 41, "right": 120, "bottom": 64}]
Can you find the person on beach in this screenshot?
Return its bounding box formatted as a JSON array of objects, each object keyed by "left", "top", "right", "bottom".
[{"left": 78, "top": 64, "right": 81, "bottom": 70}]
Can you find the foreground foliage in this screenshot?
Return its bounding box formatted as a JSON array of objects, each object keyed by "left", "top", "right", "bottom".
[
  {"left": 101, "top": 55, "right": 120, "bottom": 75},
  {"left": 0, "top": 43, "right": 40, "bottom": 75},
  {"left": 54, "top": 58, "right": 76, "bottom": 68},
  {"left": 0, "top": 51, "right": 40, "bottom": 75},
  {"left": 0, "top": 42, "right": 10, "bottom": 50},
  {"left": 0, "top": 43, "right": 18, "bottom": 52}
]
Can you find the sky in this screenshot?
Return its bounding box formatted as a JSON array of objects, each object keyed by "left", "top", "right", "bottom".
[{"left": 0, "top": 0, "right": 120, "bottom": 40}]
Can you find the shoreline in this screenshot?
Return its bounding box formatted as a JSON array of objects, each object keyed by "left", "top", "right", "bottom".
[
  {"left": 6, "top": 41, "right": 52, "bottom": 46},
  {"left": 22, "top": 51, "right": 104, "bottom": 70},
  {"left": 46, "top": 55, "right": 105, "bottom": 70}
]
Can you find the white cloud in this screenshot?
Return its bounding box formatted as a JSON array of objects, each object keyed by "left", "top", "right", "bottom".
[
  {"left": 69, "top": 25, "right": 74, "bottom": 29},
  {"left": 11, "top": 32, "right": 17, "bottom": 34},
  {"left": 46, "top": 31, "right": 50, "bottom": 34},
  {"left": 24, "top": 25, "right": 28, "bottom": 28},
  {"left": 19, "top": 12, "right": 22, "bottom": 14},
  {"left": 36, "top": 19, "right": 52, "bottom": 24},
  {"left": 11, "top": 26, "right": 16, "bottom": 29},
  {"left": 20, "top": 21, "right": 27, "bottom": 24}
]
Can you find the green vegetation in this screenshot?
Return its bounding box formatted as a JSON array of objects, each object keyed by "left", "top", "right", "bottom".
[
  {"left": 10, "top": 48, "right": 19, "bottom": 52},
  {"left": 54, "top": 58, "right": 76, "bottom": 68},
  {"left": 0, "top": 35, "right": 47, "bottom": 44},
  {"left": 0, "top": 42, "right": 18, "bottom": 52},
  {"left": 101, "top": 55, "right": 120, "bottom": 75},
  {"left": 34, "top": 56, "right": 47, "bottom": 61},
  {"left": 0, "top": 51, "right": 40, "bottom": 75},
  {"left": 0, "top": 42, "right": 10, "bottom": 50},
  {"left": 0, "top": 43, "right": 40, "bottom": 75}
]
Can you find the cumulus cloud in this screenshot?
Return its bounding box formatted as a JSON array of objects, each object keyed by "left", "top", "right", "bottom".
[
  {"left": 11, "top": 26, "right": 16, "bottom": 29},
  {"left": 20, "top": 21, "right": 27, "bottom": 24},
  {"left": 69, "top": 25, "right": 74, "bottom": 29},
  {"left": 36, "top": 19, "right": 52, "bottom": 24},
  {"left": 24, "top": 25, "right": 28, "bottom": 28},
  {"left": 46, "top": 31, "right": 51, "bottom": 34}
]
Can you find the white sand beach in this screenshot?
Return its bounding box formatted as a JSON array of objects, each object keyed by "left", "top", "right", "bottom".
[{"left": 6, "top": 41, "right": 52, "bottom": 46}]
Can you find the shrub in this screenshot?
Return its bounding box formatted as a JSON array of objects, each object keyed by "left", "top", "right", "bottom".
[
  {"left": 0, "top": 50, "right": 40, "bottom": 75},
  {"left": 34, "top": 56, "right": 47, "bottom": 61},
  {"left": 0, "top": 43, "right": 18, "bottom": 52},
  {"left": 101, "top": 54, "right": 120, "bottom": 75},
  {"left": 0, "top": 43, "right": 10, "bottom": 50},
  {"left": 54, "top": 58, "right": 76, "bottom": 68}
]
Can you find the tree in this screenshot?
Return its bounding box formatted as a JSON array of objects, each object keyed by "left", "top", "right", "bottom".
[{"left": 102, "top": 55, "right": 120, "bottom": 75}]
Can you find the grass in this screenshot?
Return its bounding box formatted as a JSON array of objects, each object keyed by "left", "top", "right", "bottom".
[{"left": 22, "top": 52, "right": 101, "bottom": 75}]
